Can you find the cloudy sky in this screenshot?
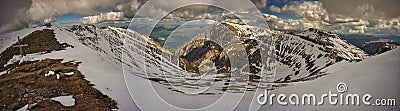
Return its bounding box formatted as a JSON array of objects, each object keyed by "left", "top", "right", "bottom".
[
  {"left": 0, "top": 0, "right": 399, "bottom": 35},
  {"left": 263, "top": 0, "right": 400, "bottom": 35}
]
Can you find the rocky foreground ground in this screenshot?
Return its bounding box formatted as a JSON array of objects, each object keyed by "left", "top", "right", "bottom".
[{"left": 0, "top": 29, "right": 117, "bottom": 110}]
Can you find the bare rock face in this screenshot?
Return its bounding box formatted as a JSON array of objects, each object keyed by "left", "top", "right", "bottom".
[
  {"left": 179, "top": 39, "right": 230, "bottom": 74},
  {"left": 177, "top": 23, "right": 237, "bottom": 76}
]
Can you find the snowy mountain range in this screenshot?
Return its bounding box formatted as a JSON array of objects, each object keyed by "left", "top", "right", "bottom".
[
  {"left": 0, "top": 22, "right": 396, "bottom": 110},
  {"left": 178, "top": 22, "right": 369, "bottom": 83}
]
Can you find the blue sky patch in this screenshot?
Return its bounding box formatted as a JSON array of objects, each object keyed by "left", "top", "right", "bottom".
[{"left": 55, "top": 14, "right": 84, "bottom": 24}]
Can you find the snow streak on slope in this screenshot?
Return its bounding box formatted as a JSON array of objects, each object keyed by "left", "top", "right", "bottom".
[
  {"left": 274, "top": 30, "right": 368, "bottom": 82},
  {"left": 296, "top": 28, "right": 369, "bottom": 61}
]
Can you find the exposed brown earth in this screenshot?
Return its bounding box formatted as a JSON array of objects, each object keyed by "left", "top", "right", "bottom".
[
  {"left": 0, "top": 59, "right": 118, "bottom": 110},
  {"left": 0, "top": 29, "right": 72, "bottom": 72},
  {"left": 0, "top": 29, "right": 117, "bottom": 110}
]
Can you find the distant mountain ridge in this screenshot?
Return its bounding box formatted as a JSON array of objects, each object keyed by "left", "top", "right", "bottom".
[{"left": 179, "top": 22, "right": 369, "bottom": 82}]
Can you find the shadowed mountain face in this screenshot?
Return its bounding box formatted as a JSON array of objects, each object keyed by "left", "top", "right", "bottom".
[{"left": 362, "top": 41, "right": 399, "bottom": 55}]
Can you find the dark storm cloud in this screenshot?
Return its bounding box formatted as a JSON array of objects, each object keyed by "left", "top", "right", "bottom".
[
  {"left": 320, "top": 0, "right": 400, "bottom": 19},
  {"left": 0, "top": 0, "right": 32, "bottom": 32},
  {"left": 116, "top": 0, "right": 148, "bottom": 18},
  {"left": 0, "top": 0, "right": 31, "bottom": 24},
  {"left": 251, "top": 0, "right": 268, "bottom": 10}
]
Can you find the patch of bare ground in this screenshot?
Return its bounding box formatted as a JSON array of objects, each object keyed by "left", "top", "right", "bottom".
[
  {"left": 0, "top": 29, "right": 72, "bottom": 72},
  {"left": 0, "top": 59, "right": 118, "bottom": 110}
]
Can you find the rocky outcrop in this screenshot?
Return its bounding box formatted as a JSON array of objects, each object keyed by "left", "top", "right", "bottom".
[
  {"left": 362, "top": 40, "right": 399, "bottom": 55},
  {"left": 179, "top": 39, "right": 230, "bottom": 74},
  {"left": 376, "top": 43, "right": 398, "bottom": 54}
]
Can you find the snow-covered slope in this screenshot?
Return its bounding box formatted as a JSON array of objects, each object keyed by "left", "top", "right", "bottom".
[
  {"left": 222, "top": 23, "right": 369, "bottom": 82},
  {"left": 0, "top": 27, "right": 46, "bottom": 53},
  {"left": 295, "top": 28, "right": 369, "bottom": 61},
  {"left": 0, "top": 26, "right": 140, "bottom": 110},
  {"left": 261, "top": 47, "right": 400, "bottom": 110}
]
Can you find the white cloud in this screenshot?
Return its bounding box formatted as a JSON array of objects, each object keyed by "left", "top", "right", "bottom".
[
  {"left": 277, "top": 1, "right": 329, "bottom": 21},
  {"left": 0, "top": 0, "right": 145, "bottom": 33},
  {"left": 80, "top": 12, "right": 128, "bottom": 24},
  {"left": 116, "top": 0, "right": 146, "bottom": 18},
  {"left": 27, "top": 0, "right": 125, "bottom": 22},
  {"left": 269, "top": 5, "right": 281, "bottom": 13},
  {"left": 43, "top": 17, "right": 54, "bottom": 23},
  {"left": 266, "top": 1, "right": 400, "bottom": 35}
]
